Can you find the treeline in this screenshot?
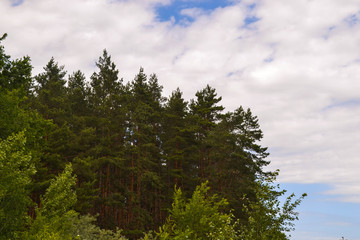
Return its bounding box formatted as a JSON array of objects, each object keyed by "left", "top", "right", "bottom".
[{"left": 0, "top": 33, "right": 305, "bottom": 239}]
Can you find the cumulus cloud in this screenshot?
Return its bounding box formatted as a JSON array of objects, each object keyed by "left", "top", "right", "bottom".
[{"left": 1, "top": 0, "right": 360, "bottom": 202}]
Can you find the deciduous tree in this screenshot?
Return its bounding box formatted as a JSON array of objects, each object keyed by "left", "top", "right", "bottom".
[{"left": 0, "top": 132, "right": 35, "bottom": 239}]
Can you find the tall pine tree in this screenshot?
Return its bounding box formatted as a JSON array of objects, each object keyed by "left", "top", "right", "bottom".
[
  {"left": 189, "top": 85, "right": 224, "bottom": 181},
  {"left": 88, "top": 50, "right": 127, "bottom": 229}
]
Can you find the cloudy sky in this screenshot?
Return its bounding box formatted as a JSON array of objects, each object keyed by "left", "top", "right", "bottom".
[{"left": 1, "top": 0, "right": 360, "bottom": 239}]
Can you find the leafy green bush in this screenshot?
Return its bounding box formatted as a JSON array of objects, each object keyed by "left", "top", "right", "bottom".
[{"left": 148, "top": 182, "right": 239, "bottom": 240}]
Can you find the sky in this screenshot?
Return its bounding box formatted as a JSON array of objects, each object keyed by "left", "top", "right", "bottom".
[{"left": 1, "top": 0, "right": 360, "bottom": 239}]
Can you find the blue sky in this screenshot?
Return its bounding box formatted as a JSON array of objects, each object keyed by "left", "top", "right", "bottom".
[
  {"left": 2, "top": 0, "right": 360, "bottom": 239},
  {"left": 282, "top": 183, "right": 360, "bottom": 240},
  {"left": 155, "top": 0, "right": 259, "bottom": 26},
  {"left": 156, "top": 0, "right": 232, "bottom": 23},
  {"left": 10, "top": 0, "right": 23, "bottom": 7}
]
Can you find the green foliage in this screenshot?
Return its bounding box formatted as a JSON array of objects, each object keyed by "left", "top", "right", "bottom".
[
  {"left": 33, "top": 57, "right": 68, "bottom": 126},
  {"left": 41, "top": 163, "right": 77, "bottom": 218},
  {"left": 0, "top": 132, "right": 35, "bottom": 239},
  {"left": 67, "top": 70, "right": 90, "bottom": 117},
  {"left": 31, "top": 58, "right": 71, "bottom": 201},
  {"left": 25, "top": 164, "right": 128, "bottom": 240},
  {"left": 197, "top": 105, "right": 271, "bottom": 225},
  {"left": 0, "top": 34, "right": 49, "bottom": 145},
  {"left": 27, "top": 164, "right": 78, "bottom": 239},
  {"left": 162, "top": 88, "right": 194, "bottom": 189},
  {"left": 240, "top": 171, "right": 307, "bottom": 240},
  {"left": 153, "top": 182, "right": 239, "bottom": 240},
  {"left": 0, "top": 35, "right": 307, "bottom": 239},
  {"left": 73, "top": 157, "right": 98, "bottom": 213},
  {"left": 0, "top": 33, "right": 32, "bottom": 93},
  {"left": 0, "top": 88, "right": 48, "bottom": 143},
  {"left": 72, "top": 214, "right": 128, "bottom": 240},
  {"left": 190, "top": 84, "right": 224, "bottom": 128}
]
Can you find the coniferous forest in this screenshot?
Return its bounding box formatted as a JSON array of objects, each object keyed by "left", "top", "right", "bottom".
[{"left": 0, "top": 33, "right": 306, "bottom": 240}]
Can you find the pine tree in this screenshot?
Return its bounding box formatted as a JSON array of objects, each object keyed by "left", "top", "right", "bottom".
[
  {"left": 161, "top": 88, "right": 199, "bottom": 200},
  {"left": 34, "top": 57, "right": 68, "bottom": 124},
  {"left": 31, "top": 58, "right": 72, "bottom": 214},
  {"left": 88, "top": 50, "right": 127, "bottom": 229},
  {"left": 0, "top": 33, "right": 308, "bottom": 239},
  {"left": 205, "top": 106, "right": 270, "bottom": 223},
  {"left": 66, "top": 70, "right": 98, "bottom": 214},
  {"left": 162, "top": 88, "right": 188, "bottom": 188},
  {"left": 33, "top": 58, "right": 71, "bottom": 166},
  {"left": 123, "top": 68, "right": 164, "bottom": 235},
  {"left": 189, "top": 85, "right": 224, "bottom": 181},
  {"left": 67, "top": 70, "right": 89, "bottom": 118}
]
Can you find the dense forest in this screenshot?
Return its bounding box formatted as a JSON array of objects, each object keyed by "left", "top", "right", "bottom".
[{"left": 0, "top": 33, "right": 306, "bottom": 240}]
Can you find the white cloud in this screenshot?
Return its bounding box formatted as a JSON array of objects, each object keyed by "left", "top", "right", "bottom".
[
  {"left": 180, "top": 7, "right": 206, "bottom": 19},
  {"left": 2, "top": 0, "right": 360, "bottom": 203}
]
